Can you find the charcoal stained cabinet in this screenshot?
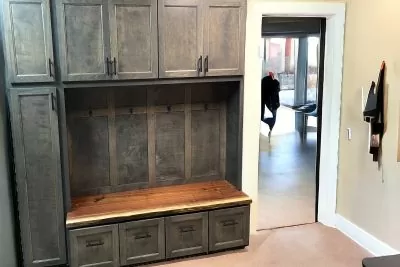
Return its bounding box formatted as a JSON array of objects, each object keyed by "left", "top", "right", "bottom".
[
  {"left": 57, "top": 0, "right": 111, "bottom": 81},
  {"left": 158, "top": 0, "right": 246, "bottom": 78},
  {"left": 158, "top": 0, "right": 204, "bottom": 78},
  {"left": 203, "top": 0, "right": 246, "bottom": 76},
  {"left": 3, "top": 0, "right": 55, "bottom": 83},
  {"left": 109, "top": 0, "right": 158, "bottom": 80},
  {"left": 57, "top": 0, "right": 158, "bottom": 81},
  {"left": 9, "top": 88, "right": 66, "bottom": 267}
]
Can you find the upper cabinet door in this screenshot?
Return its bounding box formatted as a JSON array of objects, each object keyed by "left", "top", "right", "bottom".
[
  {"left": 3, "top": 0, "right": 55, "bottom": 83},
  {"left": 158, "top": 0, "right": 203, "bottom": 78},
  {"left": 9, "top": 88, "right": 66, "bottom": 267},
  {"left": 57, "top": 0, "right": 111, "bottom": 81},
  {"left": 203, "top": 0, "right": 246, "bottom": 76},
  {"left": 109, "top": 0, "right": 158, "bottom": 80}
]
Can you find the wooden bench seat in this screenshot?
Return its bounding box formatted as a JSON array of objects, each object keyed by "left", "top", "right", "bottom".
[{"left": 66, "top": 180, "right": 251, "bottom": 229}]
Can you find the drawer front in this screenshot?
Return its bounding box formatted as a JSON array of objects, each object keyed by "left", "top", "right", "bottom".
[
  {"left": 69, "top": 225, "right": 119, "bottom": 267},
  {"left": 209, "top": 206, "right": 250, "bottom": 252},
  {"left": 166, "top": 212, "right": 208, "bottom": 259},
  {"left": 119, "top": 218, "right": 165, "bottom": 265}
]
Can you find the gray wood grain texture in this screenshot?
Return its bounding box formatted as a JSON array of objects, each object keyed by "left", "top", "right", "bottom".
[
  {"left": 109, "top": 0, "right": 158, "bottom": 80},
  {"left": 203, "top": 0, "right": 246, "bottom": 76},
  {"left": 3, "top": 0, "right": 54, "bottom": 83},
  {"left": 58, "top": 88, "right": 72, "bottom": 211},
  {"left": 158, "top": 0, "right": 203, "bottom": 78},
  {"left": 166, "top": 212, "right": 208, "bottom": 259},
  {"left": 62, "top": 76, "right": 242, "bottom": 89},
  {"left": 69, "top": 224, "right": 119, "bottom": 267},
  {"left": 9, "top": 88, "right": 66, "bottom": 267},
  {"left": 219, "top": 101, "right": 227, "bottom": 179},
  {"left": 119, "top": 218, "right": 165, "bottom": 265},
  {"left": 57, "top": 0, "right": 111, "bottom": 81},
  {"left": 155, "top": 111, "right": 185, "bottom": 183},
  {"left": 68, "top": 115, "right": 111, "bottom": 196},
  {"left": 191, "top": 108, "right": 220, "bottom": 178},
  {"left": 108, "top": 90, "right": 118, "bottom": 188},
  {"left": 116, "top": 114, "right": 149, "bottom": 186},
  {"left": 184, "top": 88, "right": 192, "bottom": 180},
  {"left": 226, "top": 83, "right": 240, "bottom": 188},
  {"left": 209, "top": 205, "right": 250, "bottom": 251}
]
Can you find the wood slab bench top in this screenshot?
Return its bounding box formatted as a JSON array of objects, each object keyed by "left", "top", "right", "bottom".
[{"left": 66, "top": 180, "right": 251, "bottom": 229}]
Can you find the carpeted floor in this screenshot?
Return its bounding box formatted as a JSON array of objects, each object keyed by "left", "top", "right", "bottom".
[{"left": 149, "top": 223, "right": 370, "bottom": 267}]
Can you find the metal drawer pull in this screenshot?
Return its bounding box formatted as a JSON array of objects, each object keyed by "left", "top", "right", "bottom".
[
  {"left": 48, "top": 58, "right": 53, "bottom": 77},
  {"left": 86, "top": 239, "right": 104, "bottom": 247},
  {"left": 179, "top": 226, "right": 195, "bottom": 233},
  {"left": 106, "top": 57, "right": 110, "bottom": 76},
  {"left": 197, "top": 55, "right": 203, "bottom": 73},
  {"left": 221, "top": 220, "right": 238, "bottom": 227},
  {"left": 204, "top": 55, "right": 209, "bottom": 73},
  {"left": 135, "top": 232, "right": 151, "bottom": 240},
  {"left": 113, "top": 57, "right": 117, "bottom": 75}
]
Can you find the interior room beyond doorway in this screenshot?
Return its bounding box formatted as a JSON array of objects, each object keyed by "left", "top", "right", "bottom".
[{"left": 258, "top": 17, "right": 324, "bottom": 230}]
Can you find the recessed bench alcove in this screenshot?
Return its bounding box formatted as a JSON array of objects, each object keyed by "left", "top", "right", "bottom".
[{"left": 64, "top": 82, "right": 250, "bottom": 266}]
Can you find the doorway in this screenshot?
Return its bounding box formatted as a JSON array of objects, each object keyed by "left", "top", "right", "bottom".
[{"left": 258, "top": 17, "right": 326, "bottom": 230}]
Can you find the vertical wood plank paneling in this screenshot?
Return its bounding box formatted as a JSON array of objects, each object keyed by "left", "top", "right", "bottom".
[
  {"left": 108, "top": 90, "right": 118, "bottom": 187},
  {"left": 184, "top": 87, "right": 192, "bottom": 180},
  {"left": 147, "top": 89, "right": 156, "bottom": 186},
  {"left": 220, "top": 101, "right": 227, "bottom": 179}
]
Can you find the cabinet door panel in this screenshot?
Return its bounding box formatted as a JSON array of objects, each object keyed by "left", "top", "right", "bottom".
[
  {"left": 4, "top": 0, "right": 54, "bottom": 83},
  {"left": 158, "top": 0, "right": 203, "bottom": 78},
  {"left": 10, "top": 88, "right": 66, "bottom": 267},
  {"left": 58, "top": 0, "right": 110, "bottom": 81},
  {"left": 204, "top": 0, "right": 245, "bottom": 76},
  {"left": 109, "top": 0, "right": 158, "bottom": 79}
]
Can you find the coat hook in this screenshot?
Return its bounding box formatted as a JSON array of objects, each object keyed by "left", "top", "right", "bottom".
[
  {"left": 88, "top": 109, "right": 93, "bottom": 116},
  {"left": 129, "top": 107, "right": 133, "bottom": 114},
  {"left": 167, "top": 105, "right": 171, "bottom": 112}
]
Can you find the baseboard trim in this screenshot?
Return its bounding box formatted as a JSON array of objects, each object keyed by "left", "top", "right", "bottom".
[{"left": 336, "top": 214, "right": 399, "bottom": 256}]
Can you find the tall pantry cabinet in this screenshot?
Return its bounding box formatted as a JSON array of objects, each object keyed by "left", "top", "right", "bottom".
[{"left": 1, "top": 0, "right": 247, "bottom": 266}]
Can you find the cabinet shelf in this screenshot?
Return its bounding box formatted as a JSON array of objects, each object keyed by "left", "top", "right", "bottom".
[{"left": 66, "top": 180, "right": 251, "bottom": 229}]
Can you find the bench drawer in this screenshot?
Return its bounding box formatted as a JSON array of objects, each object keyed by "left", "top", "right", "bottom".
[
  {"left": 209, "top": 206, "right": 250, "bottom": 252},
  {"left": 119, "top": 218, "right": 165, "bottom": 265},
  {"left": 69, "top": 225, "right": 119, "bottom": 267},
  {"left": 166, "top": 212, "right": 208, "bottom": 259}
]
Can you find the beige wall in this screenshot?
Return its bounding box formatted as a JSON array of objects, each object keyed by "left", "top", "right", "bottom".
[{"left": 337, "top": 0, "right": 400, "bottom": 251}]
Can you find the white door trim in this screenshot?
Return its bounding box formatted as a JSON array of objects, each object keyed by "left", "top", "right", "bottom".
[{"left": 242, "top": 1, "right": 346, "bottom": 232}]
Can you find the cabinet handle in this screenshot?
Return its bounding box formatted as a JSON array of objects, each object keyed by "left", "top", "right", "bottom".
[
  {"left": 134, "top": 232, "right": 151, "bottom": 240},
  {"left": 204, "top": 55, "right": 209, "bottom": 73},
  {"left": 48, "top": 58, "right": 53, "bottom": 77},
  {"left": 106, "top": 57, "right": 110, "bottom": 76},
  {"left": 113, "top": 57, "right": 117, "bottom": 75},
  {"left": 51, "top": 93, "right": 55, "bottom": 111},
  {"left": 179, "top": 225, "right": 195, "bottom": 233},
  {"left": 86, "top": 239, "right": 104, "bottom": 247},
  {"left": 197, "top": 56, "right": 203, "bottom": 74},
  {"left": 221, "top": 219, "right": 238, "bottom": 227}
]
